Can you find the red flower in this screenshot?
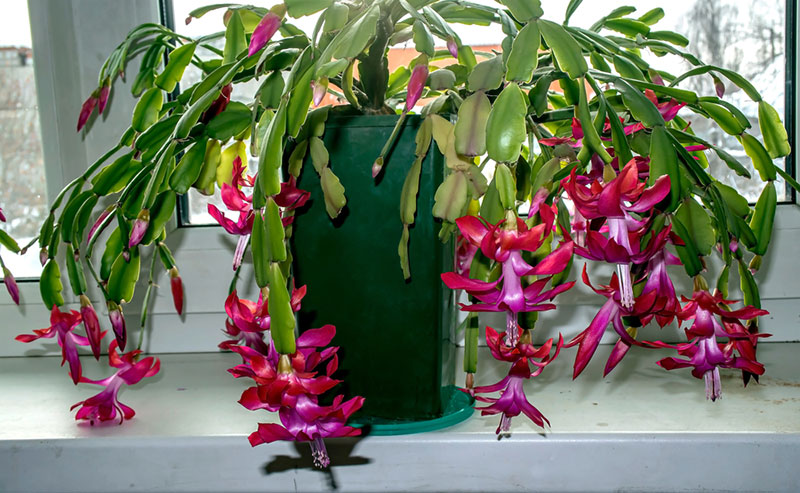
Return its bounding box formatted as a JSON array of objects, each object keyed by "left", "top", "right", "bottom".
[{"left": 70, "top": 340, "right": 160, "bottom": 424}]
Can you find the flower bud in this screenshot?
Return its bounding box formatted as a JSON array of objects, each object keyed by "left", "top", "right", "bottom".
[
  {"left": 80, "top": 294, "right": 102, "bottom": 360},
  {"left": 39, "top": 248, "right": 48, "bottom": 266},
  {"left": 248, "top": 11, "right": 283, "bottom": 56},
  {"left": 107, "top": 301, "right": 127, "bottom": 350},
  {"left": 371, "top": 157, "right": 383, "bottom": 179},
  {"left": 2, "top": 267, "right": 19, "bottom": 305},
  {"left": 128, "top": 209, "right": 150, "bottom": 248},
  {"left": 311, "top": 77, "right": 328, "bottom": 107},
  {"left": 0, "top": 207, "right": 5, "bottom": 222},
  {"left": 97, "top": 79, "right": 111, "bottom": 115},
  {"left": 447, "top": 37, "right": 458, "bottom": 58},
  {"left": 749, "top": 254, "right": 762, "bottom": 274},
  {"left": 88, "top": 206, "right": 114, "bottom": 243},
  {"left": 169, "top": 266, "right": 184, "bottom": 315},
  {"left": 77, "top": 93, "right": 98, "bottom": 131},
  {"left": 405, "top": 63, "right": 429, "bottom": 112},
  {"left": 693, "top": 275, "right": 709, "bottom": 293}
]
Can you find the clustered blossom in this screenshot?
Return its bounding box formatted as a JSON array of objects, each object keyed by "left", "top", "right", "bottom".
[
  {"left": 473, "top": 327, "right": 563, "bottom": 433},
  {"left": 228, "top": 324, "right": 364, "bottom": 468},
  {"left": 646, "top": 290, "right": 769, "bottom": 401}
]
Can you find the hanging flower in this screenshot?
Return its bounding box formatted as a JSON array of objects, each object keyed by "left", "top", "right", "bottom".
[
  {"left": 79, "top": 294, "right": 103, "bottom": 360},
  {"left": 107, "top": 301, "right": 127, "bottom": 350},
  {"left": 70, "top": 340, "right": 160, "bottom": 424},
  {"left": 248, "top": 10, "right": 283, "bottom": 57},
  {"left": 76, "top": 93, "right": 98, "bottom": 131},
  {"left": 473, "top": 327, "right": 563, "bottom": 433},
  {"left": 405, "top": 63, "right": 429, "bottom": 111},
  {"left": 16, "top": 306, "right": 94, "bottom": 385},
  {"left": 646, "top": 291, "right": 769, "bottom": 401},
  {"left": 2, "top": 266, "right": 19, "bottom": 305}
]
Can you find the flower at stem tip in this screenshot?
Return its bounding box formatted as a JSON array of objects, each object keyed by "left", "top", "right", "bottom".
[
  {"left": 169, "top": 267, "right": 184, "bottom": 315},
  {"left": 247, "top": 6, "right": 285, "bottom": 57},
  {"left": 2, "top": 266, "right": 19, "bottom": 305},
  {"left": 79, "top": 294, "right": 103, "bottom": 360}
]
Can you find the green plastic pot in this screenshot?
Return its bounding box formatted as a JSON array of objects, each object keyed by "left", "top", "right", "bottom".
[{"left": 292, "top": 113, "right": 468, "bottom": 425}]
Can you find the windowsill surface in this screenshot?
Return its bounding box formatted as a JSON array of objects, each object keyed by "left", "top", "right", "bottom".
[{"left": 2, "top": 343, "right": 799, "bottom": 492}]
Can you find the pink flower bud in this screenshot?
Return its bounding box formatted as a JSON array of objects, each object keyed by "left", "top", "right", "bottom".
[
  {"left": 169, "top": 267, "right": 184, "bottom": 315},
  {"left": 77, "top": 94, "right": 98, "bottom": 131},
  {"left": 97, "top": 80, "right": 111, "bottom": 115},
  {"left": 2, "top": 267, "right": 19, "bottom": 305},
  {"left": 447, "top": 38, "right": 458, "bottom": 59},
  {"left": 405, "top": 64, "right": 429, "bottom": 112},
  {"left": 0, "top": 207, "right": 5, "bottom": 222},
  {"left": 128, "top": 209, "right": 150, "bottom": 248},
  {"left": 371, "top": 157, "right": 383, "bottom": 179},
  {"left": 107, "top": 301, "right": 127, "bottom": 350},
  {"left": 39, "top": 248, "right": 48, "bottom": 266},
  {"left": 201, "top": 84, "right": 232, "bottom": 124},
  {"left": 80, "top": 294, "right": 102, "bottom": 360},
  {"left": 713, "top": 75, "right": 725, "bottom": 98},
  {"left": 248, "top": 12, "right": 282, "bottom": 56},
  {"left": 88, "top": 206, "right": 114, "bottom": 243},
  {"left": 312, "top": 78, "right": 328, "bottom": 107}
]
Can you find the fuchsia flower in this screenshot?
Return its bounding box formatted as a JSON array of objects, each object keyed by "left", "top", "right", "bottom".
[
  {"left": 16, "top": 306, "right": 95, "bottom": 385},
  {"left": 219, "top": 285, "right": 305, "bottom": 354},
  {"left": 473, "top": 326, "right": 563, "bottom": 433},
  {"left": 201, "top": 84, "right": 232, "bottom": 124},
  {"left": 70, "top": 340, "right": 160, "bottom": 424},
  {"left": 248, "top": 393, "right": 364, "bottom": 468},
  {"left": 0, "top": 207, "right": 5, "bottom": 222},
  {"left": 77, "top": 93, "right": 98, "bottom": 131},
  {"left": 405, "top": 64, "right": 429, "bottom": 111},
  {"left": 248, "top": 11, "right": 282, "bottom": 56},
  {"left": 646, "top": 291, "right": 769, "bottom": 401},
  {"left": 228, "top": 322, "right": 363, "bottom": 468},
  {"left": 441, "top": 208, "right": 575, "bottom": 345},
  {"left": 2, "top": 266, "right": 19, "bottom": 305},
  {"left": 637, "top": 249, "right": 682, "bottom": 328},
  {"left": 567, "top": 266, "right": 658, "bottom": 378},
  {"left": 562, "top": 160, "right": 670, "bottom": 308}
]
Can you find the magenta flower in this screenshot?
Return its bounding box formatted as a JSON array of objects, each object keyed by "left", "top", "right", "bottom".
[
  {"left": 201, "top": 84, "right": 232, "bottom": 124},
  {"left": 473, "top": 327, "right": 563, "bottom": 433},
  {"left": 405, "top": 63, "right": 429, "bottom": 111},
  {"left": 567, "top": 266, "right": 659, "bottom": 378},
  {"left": 636, "top": 249, "right": 682, "bottom": 328},
  {"left": 88, "top": 206, "right": 114, "bottom": 243},
  {"left": 79, "top": 294, "right": 103, "bottom": 360},
  {"left": 70, "top": 340, "right": 160, "bottom": 424},
  {"left": 107, "top": 301, "right": 127, "bottom": 350},
  {"left": 16, "top": 306, "right": 94, "bottom": 385},
  {"left": 647, "top": 291, "right": 769, "bottom": 400},
  {"left": 538, "top": 118, "right": 584, "bottom": 147},
  {"left": 441, "top": 211, "right": 574, "bottom": 345},
  {"left": 97, "top": 79, "right": 111, "bottom": 115},
  {"left": 562, "top": 160, "right": 670, "bottom": 308},
  {"left": 77, "top": 93, "right": 98, "bottom": 131},
  {"left": 248, "top": 393, "right": 364, "bottom": 468},
  {"left": 248, "top": 12, "right": 282, "bottom": 56},
  {"left": 2, "top": 266, "right": 19, "bottom": 305}
]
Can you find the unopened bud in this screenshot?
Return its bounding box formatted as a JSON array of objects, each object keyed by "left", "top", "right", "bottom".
[
  {"left": 693, "top": 275, "right": 709, "bottom": 293},
  {"left": 128, "top": 209, "right": 150, "bottom": 248},
  {"left": 277, "top": 354, "right": 292, "bottom": 374},
  {"left": 748, "top": 255, "right": 762, "bottom": 274},
  {"left": 465, "top": 372, "right": 474, "bottom": 390},
  {"left": 371, "top": 157, "right": 383, "bottom": 179}
]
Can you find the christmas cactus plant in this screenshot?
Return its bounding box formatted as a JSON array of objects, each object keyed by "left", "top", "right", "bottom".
[{"left": 7, "top": 0, "right": 793, "bottom": 468}]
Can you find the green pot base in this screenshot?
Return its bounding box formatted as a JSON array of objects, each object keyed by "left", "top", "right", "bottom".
[{"left": 350, "top": 385, "right": 474, "bottom": 436}]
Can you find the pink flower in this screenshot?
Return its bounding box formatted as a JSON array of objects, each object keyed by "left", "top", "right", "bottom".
[
  {"left": 647, "top": 291, "right": 769, "bottom": 400},
  {"left": 70, "top": 340, "right": 160, "bottom": 424},
  {"left": 77, "top": 94, "right": 98, "bottom": 131},
  {"left": 473, "top": 327, "right": 563, "bottom": 433},
  {"left": 2, "top": 266, "right": 19, "bottom": 305},
  {"left": 16, "top": 306, "right": 94, "bottom": 385},
  {"left": 405, "top": 64, "right": 429, "bottom": 111},
  {"left": 248, "top": 12, "right": 282, "bottom": 57},
  {"left": 539, "top": 118, "right": 584, "bottom": 147},
  {"left": 220, "top": 286, "right": 306, "bottom": 354},
  {"left": 247, "top": 393, "right": 364, "bottom": 468}
]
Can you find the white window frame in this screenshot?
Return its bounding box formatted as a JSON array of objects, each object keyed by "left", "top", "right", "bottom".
[{"left": 1, "top": 0, "right": 798, "bottom": 357}]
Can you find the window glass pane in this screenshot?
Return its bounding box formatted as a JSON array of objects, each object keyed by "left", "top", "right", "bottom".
[
  {"left": 171, "top": 0, "right": 790, "bottom": 227},
  {"left": 0, "top": 0, "right": 47, "bottom": 279}
]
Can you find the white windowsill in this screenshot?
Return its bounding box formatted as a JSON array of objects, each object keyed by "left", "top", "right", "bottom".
[{"left": 1, "top": 343, "right": 798, "bottom": 492}]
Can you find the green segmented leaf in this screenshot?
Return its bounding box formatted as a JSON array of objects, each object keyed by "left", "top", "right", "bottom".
[
  {"left": 331, "top": 4, "right": 379, "bottom": 59},
  {"left": 498, "top": 0, "right": 543, "bottom": 21},
  {"left": 60, "top": 191, "right": 96, "bottom": 243},
  {"left": 251, "top": 211, "right": 270, "bottom": 288},
  {"left": 433, "top": 171, "right": 468, "bottom": 222},
  {"left": 638, "top": 8, "right": 664, "bottom": 25},
  {"left": 205, "top": 101, "right": 252, "bottom": 140},
  {"left": 486, "top": 82, "right": 527, "bottom": 163},
  {"left": 170, "top": 139, "right": 208, "bottom": 194},
  {"left": 529, "top": 72, "right": 554, "bottom": 116},
  {"left": 613, "top": 54, "right": 643, "bottom": 79},
  {"left": 64, "top": 245, "right": 87, "bottom": 295},
  {"left": 132, "top": 41, "right": 166, "bottom": 96},
  {"left": 538, "top": 19, "right": 587, "bottom": 78},
  {"left": 675, "top": 198, "right": 714, "bottom": 255},
  {"left": 400, "top": 157, "right": 423, "bottom": 226},
  {"left": 614, "top": 78, "right": 664, "bottom": 127},
  {"left": 107, "top": 247, "right": 140, "bottom": 304},
  {"left": 670, "top": 215, "right": 703, "bottom": 277},
  {"left": 648, "top": 126, "right": 681, "bottom": 211},
  {"left": 0, "top": 230, "right": 19, "bottom": 253},
  {"left": 758, "top": 100, "right": 791, "bottom": 158},
  {"left": 749, "top": 181, "right": 777, "bottom": 256},
  {"left": 285, "top": 0, "right": 332, "bottom": 18},
  {"left": 604, "top": 18, "right": 650, "bottom": 37},
  {"left": 140, "top": 192, "right": 176, "bottom": 245},
  {"left": 480, "top": 177, "right": 504, "bottom": 224},
  {"left": 428, "top": 68, "right": 456, "bottom": 90},
  {"left": 698, "top": 101, "right": 746, "bottom": 136},
  {"left": 40, "top": 259, "right": 64, "bottom": 309},
  {"left": 265, "top": 197, "right": 287, "bottom": 262},
  {"left": 223, "top": 10, "right": 245, "bottom": 64},
  {"left": 320, "top": 167, "right": 347, "bottom": 219},
  {"left": 467, "top": 55, "right": 504, "bottom": 92},
  {"left": 741, "top": 133, "right": 776, "bottom": 181},
  {"left": 495, "top": 163, "right": 516, "bottom": 209},
  {"left": 412, "top": 20, "right": 435, "bottom": 56},
  {"left": 72, "top": 194, "right": 98, "bottom": 246},
  {"left": 268, "top": 262, "right": 296, "bottom": 354},
  {"left": 577, "top": 77, "right": 612, "bottom": 164},
  {"left": 564, "top": 0, "right": 584, "bottom": 24},
  {"left": 714, "top": 182, "right": 750, "bottom": 218},
  {"left": 100, "top": 228, "right": 123, "bottom": 281},
  {"left": 454, "top": 91, "right": 490, "bottom": 157},
  {"left": 647, "top": 30, "right": 688, "bottom": 46},
  {"left": 135, "top": 115, "right": 181, "bottom": 153},
  {"left": 155, "top": 42, "right": 196, "bottom": 92},
  {"left": 323, "top": 3, "right": 349, "bottom": 31},
  {"left": 738, "top": 260, "right": 761, "bottom": 309},
  {"left": 505, "top": 22, "right": 539, "bottom": 83},
  {"left": 131, "top": 87, "right": 163, "bottom": 132}
]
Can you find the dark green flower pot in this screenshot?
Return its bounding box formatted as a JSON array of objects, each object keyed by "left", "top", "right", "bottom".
[{"left": 292, "top": 113, "right": 459, "bottom": 422}]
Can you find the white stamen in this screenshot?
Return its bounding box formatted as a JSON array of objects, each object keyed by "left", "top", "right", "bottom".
[
  {"left": 617, "top": 263, "right": 634, "bottom": 309},
  {"left": 311, "top": 436, "right": 330, "bottom": 468},
  {"left": 704, "top": 367, "right": 722, "bottom": 401},
  {"left": 505, "top": 311, "right": 519, "bottom": 346}
]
